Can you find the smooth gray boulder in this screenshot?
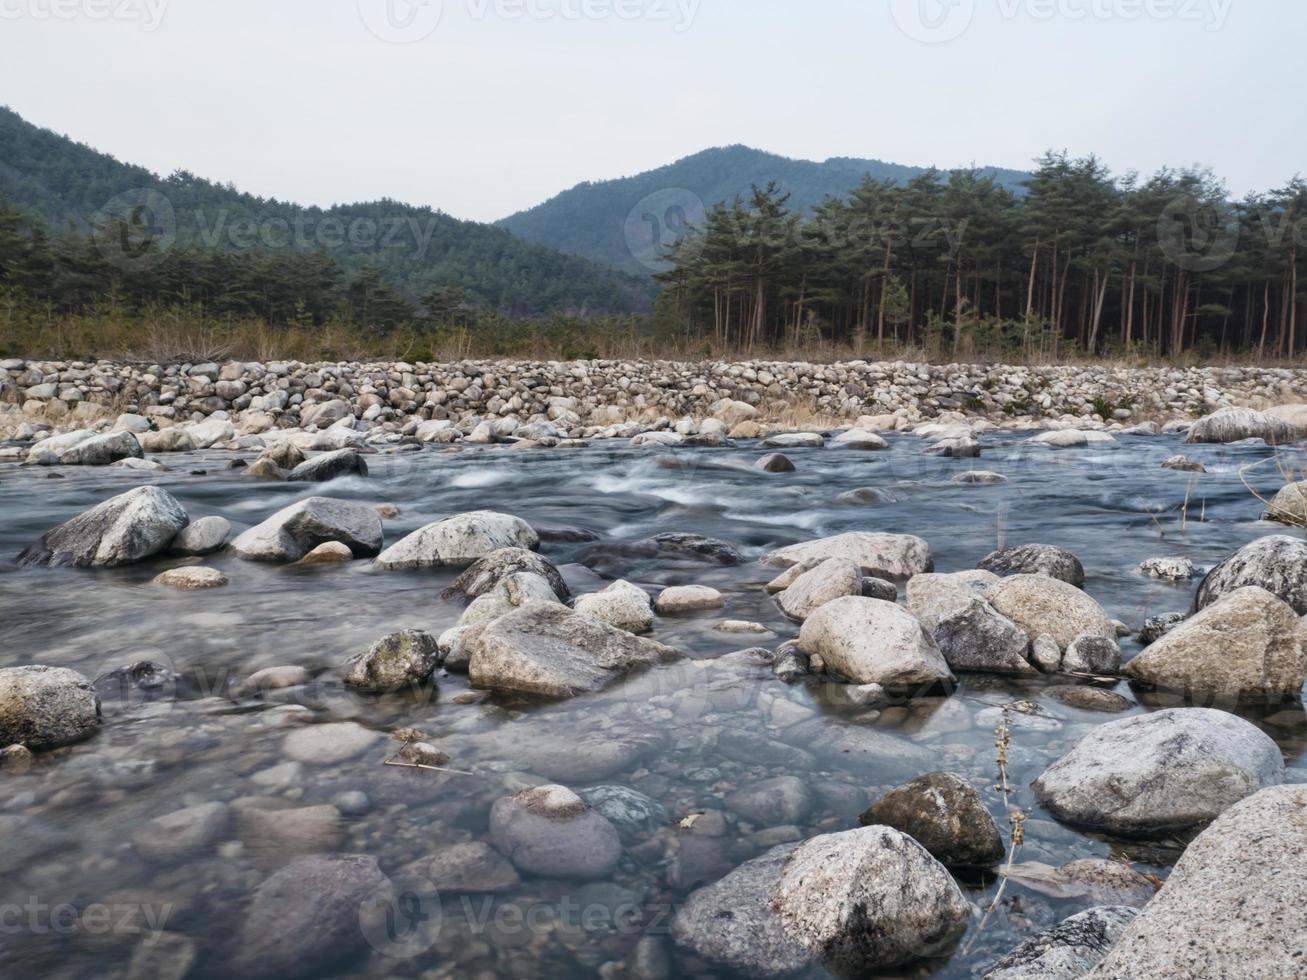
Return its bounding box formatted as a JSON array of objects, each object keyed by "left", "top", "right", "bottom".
[
  {"left": 341, "top": 630, "right": 441, "bottom": 693},
  {"left": 1088, "top": 785, "right": 1307, "bottom": 980},
  {"left": 170, "top": 516, "right": 231, "bottom": 556},
  {"left": 1125, "top": 586, "right": 1307, "bottom": 702},
  {"left": 776, "top": 558, "right": 862, "bottom": 622},
  {"left": 287, "top": 449, "right": 368, "bottom": 483},
  {"left": 980, "top": 544, "right": 1085, "bottom": 588},
  {"left": 830, "top": 428, "right": 889, "bottom": 450},
  {"left": 908, "top": 571, "right": 1035, "bottom": 675},
  {"left": 18, "top": 486, "right": 188, "bottom": 567},
  {"left": 770, "top": 826, "right": 971, "bottom": 973},
  {"left": 1062, "top": 635, "right": 1121, "bottom": 675},
  {"left": 456, "top": 572, "right": 560, "bottom": 629},
  {"left": 765, "top": 532, "right": 933, "bottom": 579},
  {"left": 0, "top": 666, "right": 101, "bottom": 750},
  {"left": 1185, "top": 407, "right": 1301, "bottom": 445},
  {"left": 1032, "top": 708, "right": 1285, "bottom": 837},
  {"left": 232, "top": 855, "right": 393, "bottom": 979},
  {"left": 1263, "top": 479, "right": 1307, "bottom": 526},
  {"left": 467, "top": 602, "right": 679, "bottom": 698},
  {"left": 489, "top": 785, "right": 622, "bottom": 880},
  {"left": 859, "top": 771, "right": 1005, "bottom": 868},
  {"left": 798, "top": 596, "right": 954, "bottom": 689},
  {"left": 573, "top": 580, "right": 655, "bottom": 634},
  {"left": 984, "top": 906, "right": 1138, "bottom": 980},
  {"left": 988, "top": 575, "right": 1115, "bottom": 650},
  {"left": 374, "top": 511, "right": 538, "bottom": 569},
  {"left": 440, "top": 547, "right": 569, "bottom": 603},
  {"left": 232, "top": 497, "right": 383, "bottom": 563},
  {"left": 1195, "top": 535, "right": 1307, "bottom": 615},
  {"left": 755, "top": 453, "right": 796, "bottom": 473},
  {"left": 57, "top": 429, "right": 143, "bottom": 465},
  {"left": 764, "top": 432, "right": 825, "bottom": 449}
]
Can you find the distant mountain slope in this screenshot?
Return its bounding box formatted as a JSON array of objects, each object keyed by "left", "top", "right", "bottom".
[
  {"left": 498, "top": 145, "right": 1031, "bottom": 276},
  {"left": 0, "top": 106, "right": 651, "bottom": 315}
]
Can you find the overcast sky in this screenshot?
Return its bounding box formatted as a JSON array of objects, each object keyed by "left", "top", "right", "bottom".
[{"left": 2, "top": 0, "right": 1301, "bottom": 222}]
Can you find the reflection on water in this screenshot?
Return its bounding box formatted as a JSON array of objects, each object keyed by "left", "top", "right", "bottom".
[{"left": 1, "top": 433, "right": 1305, "bottom": 978}]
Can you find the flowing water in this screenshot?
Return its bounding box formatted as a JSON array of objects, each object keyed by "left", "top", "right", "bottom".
[{"left": 2, "top": 433, "right": 1305, "bottom": 979}]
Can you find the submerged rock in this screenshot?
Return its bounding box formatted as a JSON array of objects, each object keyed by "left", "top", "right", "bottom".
[
  {"left": 1088, "top": 785, "right": 1307, "bottom": 980},
  {"left": 765, "top": 532, "right": 933, "bottom": 579},
  {"left": 860, "top": 771, "right": 1004, "bottom": 868},
  {"left": 341, "top": 630, "right": 441, "bottom": 693},
  {"left": 132, "top": 802, "right": 230, "bottom": 863},
  {"left": 980, "top": 544, "right": 1085, "bottom": 587},
  {"left": 489, "top": 785, "right": 622, "bottom": 880},
  {"left": 1032, "top": 708, "right": 1285, "bottom": 837},
  {"left": 983, "top": 906, "right": 1138, "bottom": 980},
  {"left": 0, "top": 666, "right": 101, "bottom": 750},
  {"left": 19, "top": 486, "right": 188, "bottom": 567},
  {"left": 232, "top": 497, "right": 383, "bottom": 563},
  {"left": 1195, "top": 535, "right": 1307, "bottom": 615},
  {"left": 152, "top": 566, "right": 229, "bottom": 591},
  {"left": 467, "top": 603, "right": 678, "bottom": 698},
  {"left": 374, "top": 511, "right": 538, "bottom": 569},
  {"left": 1124, "top": 586, "right": 1307, "bottom": 703},
  {"left": 725, "top": 776, "right": 815, "bottom": 827},
  {"left": 798, "top": 597, "right": 954, "bottom": 689},
  {"left": 392, "top": 841, "right": 520, "bottom": 896}
]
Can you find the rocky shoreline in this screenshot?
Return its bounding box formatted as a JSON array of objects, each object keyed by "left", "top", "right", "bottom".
[{"left": 5, "top": 358, "right": 1307, "bottom": 448}]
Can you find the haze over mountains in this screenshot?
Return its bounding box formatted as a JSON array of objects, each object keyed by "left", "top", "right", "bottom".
[{"left": 1, "top": 106, "right": 1031, "bottom": 312}]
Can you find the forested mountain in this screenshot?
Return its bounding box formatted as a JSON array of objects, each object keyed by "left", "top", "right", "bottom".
[
  {"left": 498, "top": 145, "right": 1031, "bottom": 275},
  {"left": 0, "top": 105, "right": 651, "bottom": 316},
  {"left": 655, "top": 155, "right": 1307, "bottom": 360}
]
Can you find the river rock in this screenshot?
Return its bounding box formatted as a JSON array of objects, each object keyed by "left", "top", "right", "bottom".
[
  {"left": 341, "top": 630, "right": 441, "bottom": 693},
  {"left": 152, "top": 566, "right": 229, "bottom": 591},
  {"left": 489, "top": 785, "right": 622, "bottom": 880},
  {"left": 725, "top": 776, "right": 815, "bottom": 827},
  {"left": 1028, "top": 429, "right": 1115, "bottom": 448},
  {"left": 980, "top": 544, "right": 1085, "bottom": 587},
  {"left": 297, "top": 541, "right": 354, "bottom": 564},
  {"left": 287, "top": 449, "right": 368, "bottom": 482},
  {"left": 1124, "top": 586, "right": 1307, "bottom": 702},
  {"left": 988, "top": 575, "right": 1115, "bottom": 649},
  {"left": 171, "top": 516, "right": 231, "bottom": 556},
  {"left": 1032, "top": 708, "right": 1285, "bottom": 836},
  {"left": 185, "top": 417, "right": 236, "bottom": 449},
  {"left": 441, "top": 547, "right": 569, "bottom": 602},
  {"left": 57, "top": 429, "right": 143, "bottom": 465},
  {"left": 1263, "top": 480, "right": 1307, "bottom": 526},
  {"left": 132, "top": 802, "right": 230, "bottom": 863},
  {"left": 1185, "top": 407, "right": 1302, "bottom": 444},
  {"left": 860, "top": 772, "right": 1004, "bottom": 868},
  {"left": 579, "top": 785, "right": 669, "bottom": 838},
  {"left": 467, "top": 602, "right": 678, "bottom": 698},
  {"left": 1062, "top": 635, "right": 1121, "bottom": 674},
  {"left": 282, "top": 722, "right": 382, "bottom": 765},
  {"left": 954, "top": 470, "right": 1008, "bottom": 484},
  {"left": 0, "top": 666, "right": 101, "bottom": 750},
  {"left": 139, "top": 428, "right": 194, "bottom": 453},
  {"left": 392, "top": 841, "right": 520, "bottom": 896},
  {"left": 456, "top": 571, "right": 560, "bottom": 628},
  {"left": 231, "top": 855, "right": 392, "bottom": 979},
  {"left": 232, "top": 497, "right": 383, "bottom": 562},
  {"left": 984, "top": 906, "right": 1138, "bottom": 980},
  {"left": 1162, "top": 454, "right": 1206, "bottom": 472},
  {"left": 907, "top": 571, "right": 1035, "bottom": 675},
  {"left": 764, "top": 432, "right": 825, "bottom": 449},
  {"left": 1087, "top": 785, "right": 1307, "bottom": 980},
  {"left": 770, "top": 826, "right": 971, "bottom": 973},
  {"left": 655, "top": 585, "right": 725, "bottom": 613},
  {"left": 798, "top": 597, "right": 954, "bottom": 689},
  {"left": 765, "top": 532, "right": 933, "bottom": 579},
  {"left": 374, "top": 511, "right": 538, "bottom": 569},
  {"left": 19, "top": 486, "right": 188, "bottom": 567},
  {"left": 573, "top": 580, "right": 655, "bottom": 634},
  {"left": 756, "top": 453, "right": 796, "bottom": 473},
  {"left": 1139, "top": 556, "right": 1196, "bottom": 581},
  {"left": 1195, "top": 535, "right": 1307, "bottom": 615},
  {"left": 775, "top": 558, "right": 862, "bottom": 622},
  {"left": 830, "top": 428, "right": 889, "bottom": 450}
]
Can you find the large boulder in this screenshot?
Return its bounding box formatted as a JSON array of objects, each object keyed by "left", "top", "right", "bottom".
[
  {"left": 1032, "top": 708, "right": 1285, "bottom": 837},
  {"left": 770, "top": 826, "right": 971, "bottom": 974},
  {"left": 1185, "top": 407, "right": 1301, "bottom": 445},
  {"left": 232, "top": 497, "right": 384, "bottom": 563},
  {"left": 467, "top": 603, "right": 678, "bottom": 698},
  {"left": 287, "top": 449, "right": 368, "bottom": 483},
  {"left": 56, "top": 429, "right": 143, "bottom": 466},
  {"left": 1088, "top": 785, "right": 1307, "bottom": 980},
  {"left": 184, "top": 417, "right": 236, "bottom": 449},
  {"left": 1124, "top": 587, "right": 1307, "bottom": 703},
  {"left": 860, "top": 772, "right": 1004, "bottom": 868},
  {"left": 907, "top": 571, "right": 1035, "bottom": 675},
  {"left": 984, "top": 906, "right": 1138, "bottom": 980},
  {"left": 456, "top": 572, "right": 560, "bottom": 629},
  {"left": 171, "top": 516, "right": 231, "bottom": 556},
  {"left": 374, "top": 512, "right": 538, "bottom": 570},
  {"left": 830, "top": 428, "right": 889, "bottom": 450},
  {"left": 765, "top": 532, "right": 933, "bottom": 579},
  {"left": 0, "top": 666, "right": 101, "bottom": 750},
  {"left": 441, "top": 547, "right": 569, "bottom": 603},
  {"left": 798, "top": 597, "right": 954, "bottom": 689},
  {"left": 231, "top": 855, "right": 392, "bottom": 979},
  {"left": 1263, "top": 480, "right": 1307, "bottom": 526},
  {"left": 1195, "top": 535, "right": 1307, "bottom": 615},
  {"left": 18, "top": 486, "right": 188, "bottom": 567},
  {"left": 776, "top": 558, "right": 863, "bottom": 622},
  {"left": 489, "top": 785, "right": 622, "bottom": 880},
  {"left": 573, "top": 580, "right": 655, "bottom": 634},
  {"left": 988, "top": 575, "right": 1115, "bottom": 650},
  {"left": 341, "top": 630, "right": 441, "bottom": 693},
  {"left": 979, "top": 544, "right": 1085, "bottom": 587}
]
